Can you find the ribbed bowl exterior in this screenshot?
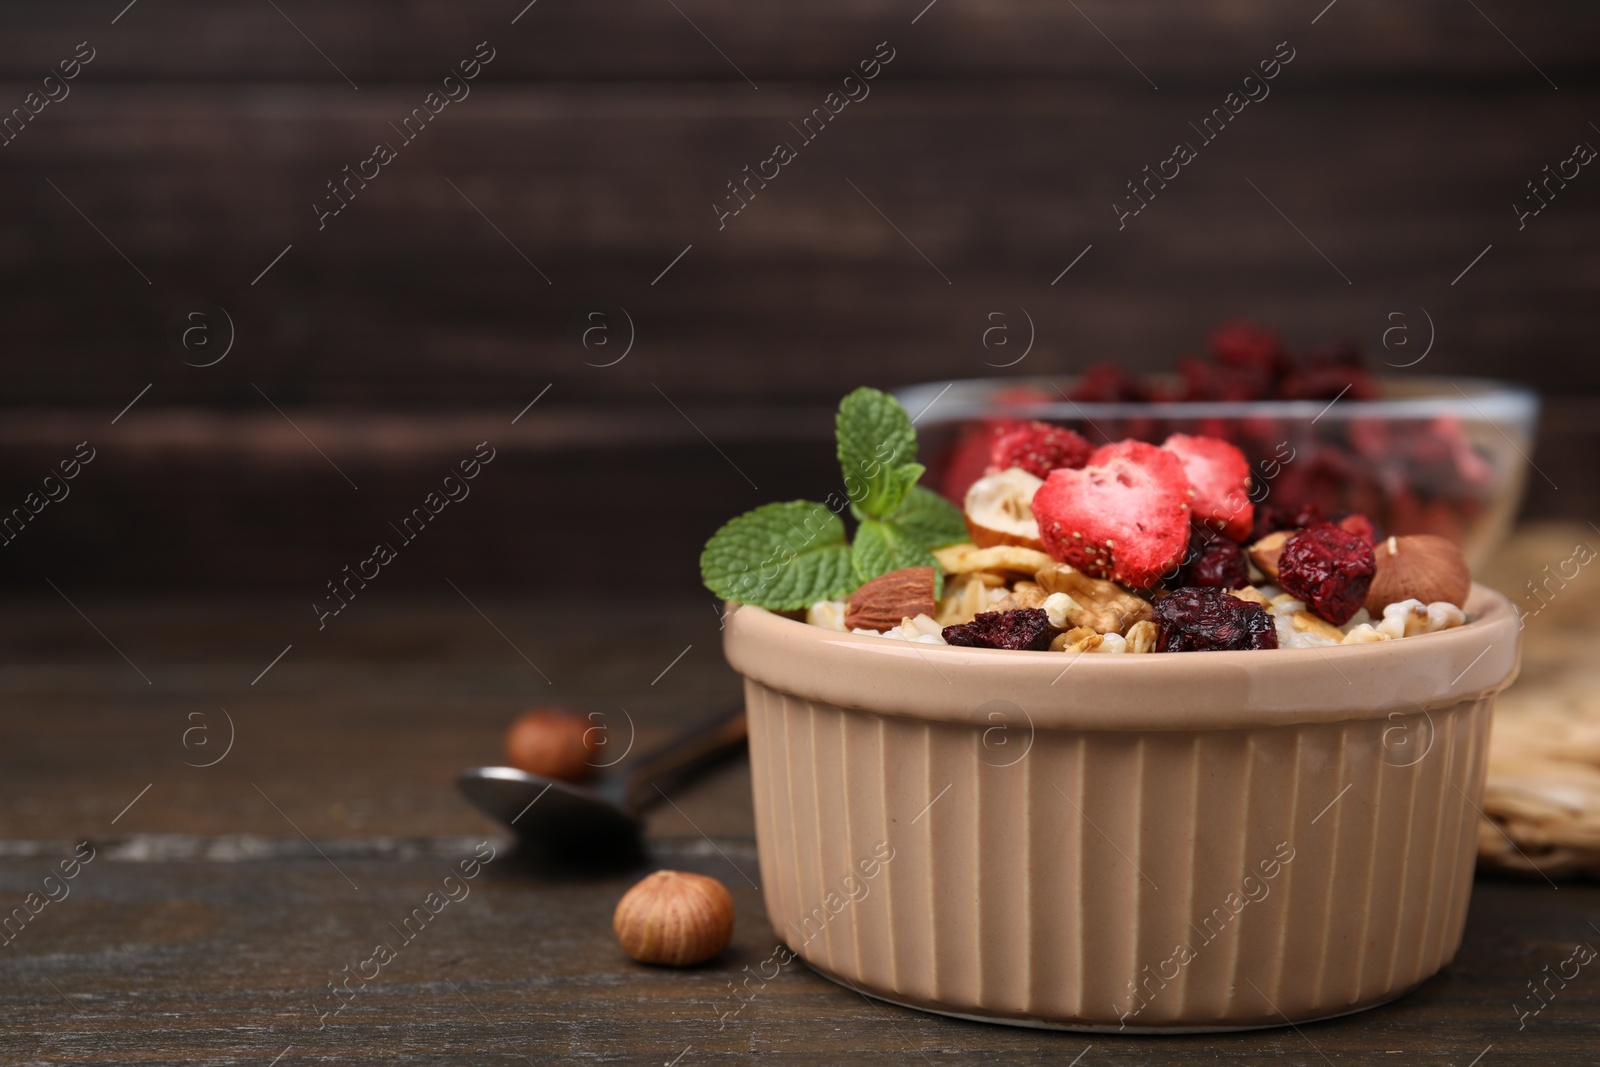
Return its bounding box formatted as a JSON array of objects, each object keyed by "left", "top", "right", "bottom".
[
  {"left": 729, "top": 585, "right": 1521, "bottom": 1031},
  {"left": 746, "top": 684, "right": 1494, "bottom": 1030}
]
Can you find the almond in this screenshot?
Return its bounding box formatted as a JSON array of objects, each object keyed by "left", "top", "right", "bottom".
[
  {"left": 1365, "top": 534, "right": 1471, "bottom": 614},
  {"left": 846, "top": 566, "right": 938, "bottom": 632},
  {"left": 1248, "top": 529, "right": 1293, "bottom": 583}
]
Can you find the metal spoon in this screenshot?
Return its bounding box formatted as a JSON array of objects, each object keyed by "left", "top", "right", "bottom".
[{"left": 456, "top": 707, "right": 747, "bottom": 849}]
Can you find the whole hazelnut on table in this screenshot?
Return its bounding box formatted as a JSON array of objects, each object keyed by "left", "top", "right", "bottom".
[
  {"left": 504, "top": 708, "right": 598, "bottom": 782},
  {"left": 613, "top": 870, "right": 734, "bottom": 966},
  {"left": 1365, "top": 534, "right": 1472, "bottom": 615}
]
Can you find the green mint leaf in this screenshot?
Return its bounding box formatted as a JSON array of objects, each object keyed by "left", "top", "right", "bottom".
[
  {"left": 852, "top": 518, "right": 943, "bottom": 596},
  {"left": 700, "top": 501, "right": 856, "bottom": 610},
  {"left": 886, "top": 484, "right": 969, "bottom": 550},
  {"left": 836, "top": 387, "right": 918, "bottom": 519},
  {"left": 850, "top": 463, "right": 924, "bottom": 524}
]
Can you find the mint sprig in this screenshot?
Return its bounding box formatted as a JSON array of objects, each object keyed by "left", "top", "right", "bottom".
[
  {"left": 700, "top": 502, "right": 856, "bottom": 611},
  {"left": 884, "top": 485, "right": 969, "bottom": 551},
  {"left": 837, "top": 387, "right": 918, "bottom": 518},
  {"left": 700, "top": 389, "right": 967, "bottom": 610}
]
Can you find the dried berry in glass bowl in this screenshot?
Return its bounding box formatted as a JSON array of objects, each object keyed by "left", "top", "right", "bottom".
[{"left": 900, "top": 320, "right": 1537, "bottom": 569}]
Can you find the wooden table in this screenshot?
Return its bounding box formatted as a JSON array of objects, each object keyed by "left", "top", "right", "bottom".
[{"left": 2, "top": 571, "right": 1596, "bottom": 1064}]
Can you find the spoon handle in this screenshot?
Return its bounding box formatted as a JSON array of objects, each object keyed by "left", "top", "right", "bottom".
[{"left": 617, "top": 706, "right": 748, "bottom": 813}]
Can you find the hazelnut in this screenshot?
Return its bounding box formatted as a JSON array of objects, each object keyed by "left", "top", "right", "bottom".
[
  {"left": 963, "top": 468, "right": 1046, "bottom": 550},
  {"left": 504, "top": 708, "right": 598, "bottom": 781},
  {"left": 1365, "top": 534, "right": 1471, "bottom": 615},
  {"left": 613, "top": 870, "right": 734, "bottom": 966},
  {"left": 1247, "top": 529, "right": 1293, "bottom": 583}
]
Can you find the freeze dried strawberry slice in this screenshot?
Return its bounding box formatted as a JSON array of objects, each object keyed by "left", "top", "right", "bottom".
[
  {"left": 987, "top": 421, "right": 1093, "bottom": 479},
  {"left": 1033, "top": 440, "right": 1191, "bottom": 588},
  {"left": 1162, "top": 433, "right": 1254, "bottom": 542}
]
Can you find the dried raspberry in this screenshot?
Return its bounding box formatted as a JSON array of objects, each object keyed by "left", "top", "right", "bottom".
[
  {"left": 1178, "top": 356, "right": 1273, "bottom": 402},
  {"left": 1069, "top": 363, "right": 1154, "bottom": 403},
  {"left": 1281, "top": 362, "right": 1380, "bottom": 401},
  {"left": 942, "top": 608, "right": 1054, "bottom": 651},
  {"left": 1153, "top": 588, "right": 1278, "bottom": 652},
  {"left": 1277, "top": 522, "right": 1376, "bottom": 625},
  {"left": 1333, "top": 511, "right": 1380, "bottom": 546},
  {"left": 1281, "top": 341, "right": 1379, "bottom": 401},
  {"left": 1209, "top": 319, "right": 1287, "bottom": 378},
  {"left": 1177, "top": 527, "right": 1250, "bottom": 590},
  {"left": 987, "top": 421, "right": 1093, "bottom": 479}
]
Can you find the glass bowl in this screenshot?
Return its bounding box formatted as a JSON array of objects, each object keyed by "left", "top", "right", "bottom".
[{"left": 895, "top": 375, "right": 1539, "bottom": 569}]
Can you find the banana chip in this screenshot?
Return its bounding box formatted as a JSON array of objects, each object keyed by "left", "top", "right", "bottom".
[
  {"left": 935, "top": 573, "right": 1008, "bottom": 626},
  {"left": 935, "top": 543, "right": 1056, "bottom": 576}
]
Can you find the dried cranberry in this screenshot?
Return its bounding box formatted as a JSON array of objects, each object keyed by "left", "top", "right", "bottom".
[
  {"left": 1178, "top": 527, "right": 1250, "bottom": 590},
  {"left": 1286, "top": 502, "right": 1320, "bottom": 528},
  {"left": 1277, "top": 522, "right": 1376, "bottom": 625},
  {"left": 1252, "top": 500, "right": 1325, "bottom": 541},
  {"left": 942, "top": 608, "right": 1054, "bottom": 651},
  {"left": 1153, "top": 588, "right": 1278, "bottom": 652}
]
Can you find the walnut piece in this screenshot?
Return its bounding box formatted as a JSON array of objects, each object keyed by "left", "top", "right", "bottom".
[
  {"left": 1035, "top": 564, "right": 1154, "bottom": 634},
  {"left": 992, "top": 580, "right": 1048, "bottom": 613},
  {"left": 1050, "top": 626, "right": 1102, "bottom": 652},
  {"left": 1124, "top": 619, "right": 1159, "bottom": 653}
]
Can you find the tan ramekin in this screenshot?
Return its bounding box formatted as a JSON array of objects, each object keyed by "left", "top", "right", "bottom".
[{"left": 723, "top": 585, "right": 1521, "bottom": 1031}]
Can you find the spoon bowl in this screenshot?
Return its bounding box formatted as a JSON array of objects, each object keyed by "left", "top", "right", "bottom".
[{"left": 457, "top": 707, "right": 747, "bottom": 851}]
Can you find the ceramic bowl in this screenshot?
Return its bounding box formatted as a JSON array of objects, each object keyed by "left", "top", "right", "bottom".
[{"left": 724, "top": 585, "right": 1521, "bottom": 1031}]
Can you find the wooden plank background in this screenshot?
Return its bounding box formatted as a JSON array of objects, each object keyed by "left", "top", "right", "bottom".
[{"left": 0, "top": 0, "right": 1594, "bottom": 589}]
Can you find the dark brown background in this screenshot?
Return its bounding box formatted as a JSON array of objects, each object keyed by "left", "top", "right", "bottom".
[
  {"left": 2, "top": 7, "right": 1599, "bottom": 1062},
  {"left": 1, "top": 0, "right": 1596, "bottom": 593}
]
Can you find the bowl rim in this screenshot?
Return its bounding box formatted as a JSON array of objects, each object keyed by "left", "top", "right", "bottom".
[
  {"left": 893, "top": 374, "right": 1539, "bottom": 426},
  {"left": 723, "top": 584, "right": 1521, "bottom": 731}
]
